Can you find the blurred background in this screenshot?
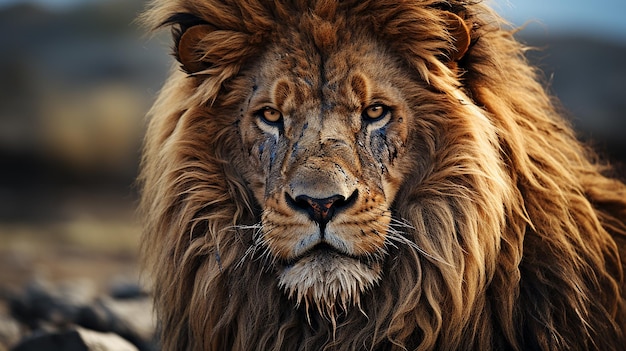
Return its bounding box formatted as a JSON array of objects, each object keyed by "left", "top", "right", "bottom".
[
  {"left": 0, "top": 0, "right": 167, "bottom": 293},
  {"left": 0, "top": 0, "right": 624, "bottom": 347}
]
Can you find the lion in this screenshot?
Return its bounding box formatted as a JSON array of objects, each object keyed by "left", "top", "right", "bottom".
[{"left": 139, "top": 0, "right": 626, "bottom": 350}]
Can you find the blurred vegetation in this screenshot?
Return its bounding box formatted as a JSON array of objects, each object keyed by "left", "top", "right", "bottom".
[{"left": 0, "top": 0, "right": 624, "bottom": 293}]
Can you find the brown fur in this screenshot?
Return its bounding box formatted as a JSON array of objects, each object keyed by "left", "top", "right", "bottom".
[{"left": 139, "top": 0, "right": 626, "bottom": 350}]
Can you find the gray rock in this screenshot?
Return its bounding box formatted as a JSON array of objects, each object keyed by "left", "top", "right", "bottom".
[
  {"left": 0, "top": 315, "right": 21, "bottom": 349},
  {"left": 77, "top": 296, "right": 155, "bottom": 351},
  {"left": 77, "top": 327, "right": 139, "bottom": 351},
  {"left": 9, "top": 279, "right": 96, "bottom": 329},
  {"left": 11, "top": 328, "right": 139, "bottom": 351},
  {"left": 8, "top": 279, "right": 156, "bottom": 351},
  {"left": 11, "top": 330, "right": 88, "bottom": 351}
]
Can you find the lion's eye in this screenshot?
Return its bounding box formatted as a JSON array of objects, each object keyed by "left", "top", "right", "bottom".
[
  {"left": 257, "top": 107, "right": 283, "bottom": 125},
  {"left": 362, "top": 104, "right": 390, "bottom": 122}
]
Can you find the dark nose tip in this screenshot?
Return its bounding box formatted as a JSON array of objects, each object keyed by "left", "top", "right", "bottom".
[{"left": 288, "top": 191, "right": 358, "bottom": 226}]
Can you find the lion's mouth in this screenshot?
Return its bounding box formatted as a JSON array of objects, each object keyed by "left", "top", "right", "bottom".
[
  {"left": 283, "top": 242, "right": 353, "bottom": 268},
  {"left": 280, "top": 241, "right": 383, "bottom": 275}
]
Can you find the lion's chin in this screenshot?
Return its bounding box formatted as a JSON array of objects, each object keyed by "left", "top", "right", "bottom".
[{"left": 277, "top": 249, "right": 382, "bottom": 319}]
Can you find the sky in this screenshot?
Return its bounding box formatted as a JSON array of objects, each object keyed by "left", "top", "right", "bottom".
[
  {"left": 491, "top": 0, "right": 626, "bottom": 42},
  {"left": 0, "top": 0, "right": 98, "bottom": 9},
  {"left": 0, "top": 0, "right": 625, "bottom": 42}
]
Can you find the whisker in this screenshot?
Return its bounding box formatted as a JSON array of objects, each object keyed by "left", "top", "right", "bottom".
[
  {"left": 376, "top": 213, "right": 454, "bottom": 267},
  {"left": 387, "top": 231, "right": 453, "bottom": 267},
  {"left": 234, "top": 222, "right": 267, "bottom": 270}
]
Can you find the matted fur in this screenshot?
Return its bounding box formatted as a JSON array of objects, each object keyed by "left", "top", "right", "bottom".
[{"left": 139, "top": 0, "right": 626, "bottom": 350}]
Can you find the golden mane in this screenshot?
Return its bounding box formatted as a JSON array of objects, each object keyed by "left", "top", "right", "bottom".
[{"left": 139, "top": 0, "right": 626, "bottom": 350}]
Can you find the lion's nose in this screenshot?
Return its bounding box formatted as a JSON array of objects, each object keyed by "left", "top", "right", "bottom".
[{"left": 289, "top": 191, "right": 358, "bottom": 227}]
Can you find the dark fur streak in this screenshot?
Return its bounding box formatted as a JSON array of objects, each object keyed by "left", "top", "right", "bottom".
[
  {"left": 215, "top": 251, "right": 223, "bottom": 273},
  {"left": 162, "top": 12, "right": 208, "bottom": 32},
  {"left": 258, "top": 143, "right": 265, "bottom": 160}
]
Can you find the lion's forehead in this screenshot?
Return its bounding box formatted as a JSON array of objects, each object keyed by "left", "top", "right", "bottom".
[{"left": 255, "top": 40, "right": 404, "bottom": 111}]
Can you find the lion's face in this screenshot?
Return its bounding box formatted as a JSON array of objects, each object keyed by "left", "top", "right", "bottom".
[{"left": 234, "top": 38, "right": 422, "bottom": 310}]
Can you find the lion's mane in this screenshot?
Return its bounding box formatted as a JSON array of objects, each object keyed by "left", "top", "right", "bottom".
[{"left": 140, "top": 0, "right": 626, "bottom": 350}]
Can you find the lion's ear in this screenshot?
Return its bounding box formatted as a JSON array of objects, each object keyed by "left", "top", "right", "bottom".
[
  {"left": 443, "top": 12, "right": 471, "bottom": 62},
  {"left": 177, "top": 24, "right": 214, "bottom": 74}
]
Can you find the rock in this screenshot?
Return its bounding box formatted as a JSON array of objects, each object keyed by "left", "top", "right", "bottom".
[
  {"left": 10, "top": 328, "right": 139, "bottom": 351},
  {"left": 77, "top": 327, "right": 139, "bottom": 351},
  {"left": 11, "top": 330, "right": 88, "bottom": 351},
  {"left": 0, "top": 315, "right": 21, "bottom": 349},
  {"left": 77, "top": 296, "right": 155, "bottom": 351},
  {"left": 9, "top": 279, "right": 96, "bottom": 329},
  {"left": 7, "top": 278, "right": 157, "bottom": 351},
  {"left": 108, "top": 281, "right": 148, "bottom": 300}
]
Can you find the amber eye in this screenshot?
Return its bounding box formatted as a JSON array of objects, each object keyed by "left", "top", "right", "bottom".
[
  {"left": 257, "top": 107, "right": 283, "bottom": 125},
  {"left": 362, "top": 104, "right": 389, "bottom": 122}
]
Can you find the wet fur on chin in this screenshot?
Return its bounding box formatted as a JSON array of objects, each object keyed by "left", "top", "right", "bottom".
[{"left": 278, "top": 251, "right": 383, "bottom": 321}]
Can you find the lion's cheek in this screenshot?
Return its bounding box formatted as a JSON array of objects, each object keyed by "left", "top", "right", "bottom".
[
  {"left": 328, "top": 216, "right": 391, "bottom": 255},
  {"left": 381, "top": 169, "right": 406, "bottom": 205},
  {"left": 239, "top": 136, "right": 289, "bottom": 207},
  {"left": 362, "top": 128, "right": 409, "bottom": 205},
  {"left": 261, "top": 224, "right": 319, "bottom": 261}
]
